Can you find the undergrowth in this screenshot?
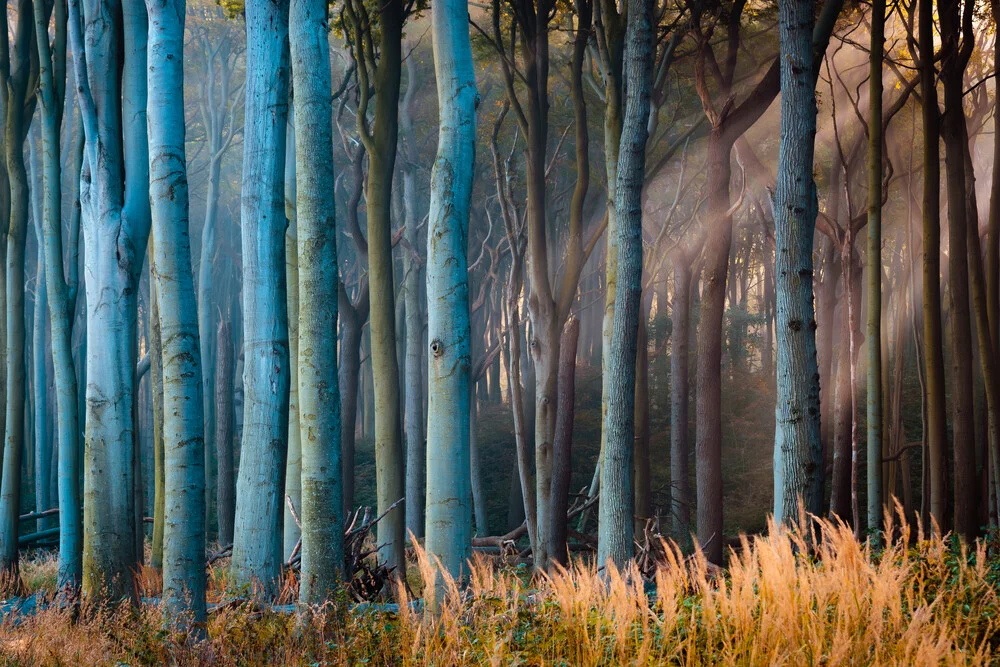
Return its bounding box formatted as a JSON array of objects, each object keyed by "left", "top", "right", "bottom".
[{"left": 4, "top": 510, "right": 1000, "bottom": 665}]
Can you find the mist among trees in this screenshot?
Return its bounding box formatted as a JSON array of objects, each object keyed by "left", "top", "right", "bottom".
[{"left": 3, "top": 0, "right": 1000, "bottom": 662}]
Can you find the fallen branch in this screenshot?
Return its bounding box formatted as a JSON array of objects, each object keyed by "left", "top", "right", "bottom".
[
  {"left": 19, "top": 508, "right": 58, "bottom": 522},
  {"left": 19, "top": 528, "right": 59, "bottom": 547}
]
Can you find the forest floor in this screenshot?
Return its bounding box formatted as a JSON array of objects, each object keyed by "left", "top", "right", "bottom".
[{"left": 2, "top": 513, "right": 999, "bottom": 665}]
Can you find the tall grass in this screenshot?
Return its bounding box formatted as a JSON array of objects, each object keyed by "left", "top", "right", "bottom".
[{"left": 3, "top": 510, "right": 999, "bottom": 665}]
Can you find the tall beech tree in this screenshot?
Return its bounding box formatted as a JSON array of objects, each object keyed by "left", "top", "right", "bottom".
[
  {"left": 772, "top": 0, "right": 824, "bottom": 523},
  {"left": 486, "top": 0, "right": 602, "bottom": 570},
  {"left": 145, "top": 0, "right": 207, "bottom": 625},
  {"left": 917, "top": 0, "right": 948, "bottom": 531},
  {"left": 866, "top": 0, "right": 885, "bottom": 533},
  {"left": 400, "top": 51, "right": 426, "bottom": 542},
  {"left": 68, "top": 0, "right": 152, "bottom": 601},
  {"left": 939, "top": 0, "right": 977, "bottom": 539},
  {"left": 425, "top": 0, "right": 478, "bottom": 580},
  {"left": 290, "top": 0, "right": 344, "bottom": 602},
  {"left": 0, "top": 0, "right": 37, "bottom": 582},
  {"left": 231, "top": 0, "right": 291, "bottom": 598},
  {"left": 598, "top": 0, "right": 654, "bottom": 569},
  {"left": 32, "top": 0, "right": 82, "bottom": 591},
  {"left": 342, "top": 0, "right": 409, "bottom": 572}
]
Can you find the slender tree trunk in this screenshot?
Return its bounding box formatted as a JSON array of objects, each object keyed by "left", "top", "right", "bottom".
[
  {"left": 283, "top": 228, "right": 301, "bottom": 560},
  {"left": 215, "top": 318, "right": 235, "bottom": 547},
  {"left": 866, "top": 0, "right": 885, "bottom": 535},
  {"left": 989, "top": 0, "right": 1000, "bottom": 382},
  {"left": 772, "top": 0, "right": 824, "bottom": 523},
  {"left": 920, "top": 0, "right": 949, "bottom": 532},
  {"left": 469, "top": 392, "right": 488, "bottom": 536},
  {"left": 400, "top": 56, "right": 425, "bottom": 541},
  {"left": 695, "top": 131, "right": 735, "bottom": 565},
  {"left": 670, "top": 254, "right": 692, "bottom": 541},
  {"left": 29, "top": 140, "right": 52, "bottom": 536},
  {"left": 146, "top": 0, "right": 207, "bottom": 624},
  {"left": 232, "top": 0, "right": 291, "bottom": 598},
  {"left": 346, "top": 0, "right": 407, "bottom": 573},
  {"left": 598, "top": 0, "right": 653, "bottom": 569},
  {"left": 830, "top": 279, "right": 857, "bottom": 523},
  {"left": 424, "top": 0, "right": 477, "bottom": 578},
  {"left": 150, "top": 261, "right": 165, "bottom": 570},
  {"left": 0, "top": 0, "right": 35, "bottom": 583},
  {"left": 634, "top": 294, "right": 651, "bottom": 537},
  {"left": 338, "top": 287, "right": 367, "bottom": 517},
  {"left": 69, "top": 0, "right": 152, "bottom": 601},
  {"left": 549, "top": 318, "right": 579, "bottom": 566},
  {"left": 940, "top": 0, "right": 976, "bottom": 539},
  {"left": 596, "top": 0, "right": 625, "bottom": 531},
  {"left": 291, "top": 0, "right": 344, "bottom": 600}
]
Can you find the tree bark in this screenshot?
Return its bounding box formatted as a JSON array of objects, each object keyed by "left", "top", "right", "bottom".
[
  {"left": 215, "top": 318, "right": 235, "bottom": 547},
  {"left": 598, "top": 0, "right": 654, "bottom": 569},
  {"left": 670, "top": 253, "right": 692, "bottom": 541},
  {"left": 150, "top": 259, "right": 165, "bottom": 570},
  {"left": 940, "top": 0, "right": 976, "bottom": 539},
  {"left": 29, "top": 138, "right": 52, "bottom": 538},
  {"left": 400, "top": 53, "right": 426, "bottom": 541},
  {"left": 425, "top": 0, "right": 477, "bottom": 578},
  {"left": 232, "top": 0, "right": 291, "bottom": 598},
  {"left": 146, "top": 0, "right": 207, "bottom": 624},
  {"left": 866, "top": 0, "right": 885, "bottom": 535},
  {"left": 772, "top": 0, "right": 824, "bottom": 523},
  {"left": 283, "top": 228, "right": 301, "bottom": 561},
  {"left": 920, "top": 0, "right": 949, "bottom": 533},
  {"left": 68, "top": 0, "right": 151, "bottom": 602},
  {"left": 549, "top": 318, "right": 579, "bottom": 567},
  {"left": 291, "top": 0, "right": 345, "bottom": 600},
  {"left": 344, "top": 0, "right": 407, "bottom": 573},
  {"left": 0, "top": 0, "right": 36, "bottom": 584},
  {"left": 634, "top": 294, "right": 651, "bottom": 537}
]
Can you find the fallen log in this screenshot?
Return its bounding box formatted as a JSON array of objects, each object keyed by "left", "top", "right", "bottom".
[
  {"left": 19, "top": 528, "right": 59, "bottom": 546},
  {"left": 19, "top": 508, "right": 58, "bottom": 522}
]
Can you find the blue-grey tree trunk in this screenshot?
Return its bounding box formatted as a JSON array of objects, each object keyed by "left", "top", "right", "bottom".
[
  {"left": 772, "top": 0, "right": 824, "bottom": 523},
  {"left": 146, "top": 0, "right": 207, "bottom": 626},
  {"left": 597, "top": 0, "right": 654, "bottom": 569},
  {"left": 424, "top": 0, "right": 477, "bottom": 581},
  {"left": 290, "top": 0, "right": 344, "bottom": 602},
  {"left": 231, "top": 0, "right": 291, "bottom": 599}
]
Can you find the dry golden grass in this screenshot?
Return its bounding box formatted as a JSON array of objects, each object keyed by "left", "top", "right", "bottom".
[{"left": 2, "top": 510, "right": 999, "bottom": 666}]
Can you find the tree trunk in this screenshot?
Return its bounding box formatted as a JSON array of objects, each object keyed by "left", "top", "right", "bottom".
[
  {"left": 347, "top": 0, "right": 407, "bottom": 574},
  {"left": 695, "top": 130, "right": 735, "bottom": 565},
  {"left": 549, "top": 318, "right": 579, "bottom": 567},
  {"left": 469, "top": 390, "right": 488, "bottom": 536},
  {"left": 598, "top": 0, "right": 653, "bottom": 569},
  {"left": 400, "top": 55, "right": 425, "bottom": 541},
  {"left": 146, "top": 0, "right": 207, "bottom": 623},
  {"left": 596, "top": 1, "right": 626, "bottom": 535},
  {"left": 338, "top": 286, "right": 367, "bottom": 518},
  {"left": 0, "top": 0, "right": 35, "bottom": 584},
  {"left": 69, "top": 0, "right": 151, "bottom": 602},
  {"left": 150, "top": 260, "right": 165, "bottom": 570},
  {"left": 283, "top": 228, "right": 301, "bottom": 561},
  {"left": 215, "top": 318, "right": 235, "bottom": 547},
  {"left": 940, "top": 0, "right": 976, "bottom": 539},
  {"left": 670, "top": 254, "right": 692, "bottom": 541},
  {"left": 232, "top": 0, "right": 291, "bottom": 598},
  {"left": 291, "top": 0, "right": 345, "bottom": 599},
  {"left": 634, "top": 294, "right": 651, "bottom": 537},
  {"left": 424, "top": 0, "right": 477, "bottom": 578},
  {"left": 29, "top": 140, "right": 52, "bottom": 536},
  {"left": 920, "top": 0, "right": 949, "bottom": 532},
  {"left": 772, "top": 0, "right": 824, "bottom": 523},
  {"left": 866, "top": 0, "right": 885, "bottom": 535}
]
